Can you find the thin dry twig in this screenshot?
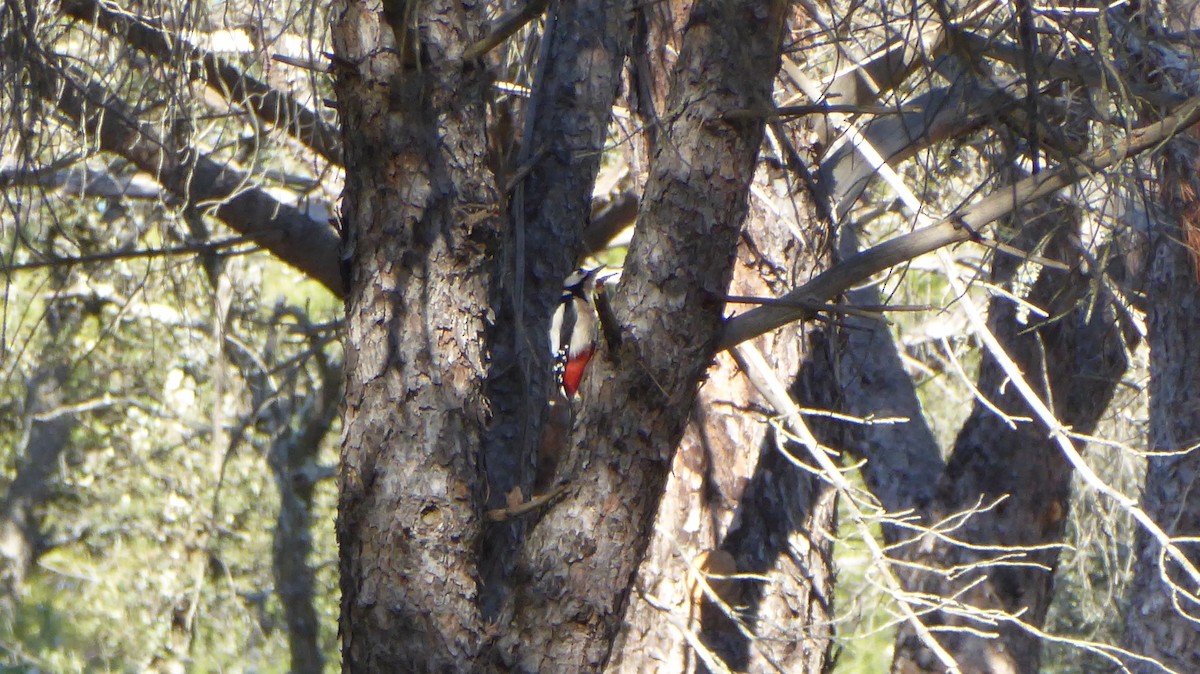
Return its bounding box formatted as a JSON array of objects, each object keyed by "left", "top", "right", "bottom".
[
  {"left": 733, "top": 342, "right": 965, "bottom": 674},
  {"left": 936, "top": 247, "right": 1200, "bottom": 603}
]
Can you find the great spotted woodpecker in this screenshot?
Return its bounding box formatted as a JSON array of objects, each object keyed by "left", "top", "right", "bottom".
[{"left": 550, "top": 267, "right": 602, "bottom": 398}]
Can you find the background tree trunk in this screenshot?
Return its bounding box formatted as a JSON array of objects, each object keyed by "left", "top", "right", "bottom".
[
  {"left": 1120, "top": 134, "right": 1200, "bottom": 674},
  {"left": 891, "top": 222, "right": 1131, "bottom": 673},
  {"left": 0, "top": 362, "right": 75, "bottom": 603},
  {"left": 0, "top": 278, "right": 82, "bottom": 607}
]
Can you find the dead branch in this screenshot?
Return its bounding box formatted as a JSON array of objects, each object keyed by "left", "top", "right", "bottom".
[{"left": 60, "top": 0, "right": 342, "bottom": 164}]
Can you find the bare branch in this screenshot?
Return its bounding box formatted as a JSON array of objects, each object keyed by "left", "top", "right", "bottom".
[
  {"left": 31, "top": 59, "right": 344, "bottom": 295},
  {"left": 60, "top": 0, "right": 342, "bottom": 164},
  {"left": 0, "top": 164, "right": 162, "bottom": 199},
  {"left": 0, "top": 236, "right": 261, "bottom": 274},
  {"left": 732, "top": 343, "right": 965, "bottom": 674},
  {"left": 718, "top": 92, "right": 1200, "bottom": 351}
]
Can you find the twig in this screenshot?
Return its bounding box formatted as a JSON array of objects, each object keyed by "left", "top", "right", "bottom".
[
  {"left": 484, "top": 483, "right": 567, "bottom": 522},
  {"left": 61, "top": 0, "right": 341, "bottom": 163},
  {"left": 0, "top": 236, "right": 262, "bottom": 274},
  {"left": 732, "top": 342, "right": 965, "bottom": 674},
  {"left": 723, "top": 103, "right": 921, "bottom": 120}
]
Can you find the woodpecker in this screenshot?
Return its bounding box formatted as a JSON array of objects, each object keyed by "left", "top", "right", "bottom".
[{"left": 550, "top": 267, "right": 602, "bottom": 398}]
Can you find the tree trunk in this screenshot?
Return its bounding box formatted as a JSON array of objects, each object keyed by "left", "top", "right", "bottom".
[
  {"left": 609, "top": 7, "right": 834, "bottom": 669},
  {"left": 0, "top": 363, "right": 75, "bottom": 603},
  {"left": 1120, "top": 134, "right": 1200, "bottom": 674},
  {"left": 0, "top": 281, "right": 82, "bottom": 608},
  {"left": 612, "top": 162, "right": 836, "bottom": 672},
  {"left": 479, "top": 1, "right": 628, "bottom": 620},
  {"left": 332, "top": 0, "right": 789, "bottom": 669},
  {"left": 331, "top": 1, "right": 501, "bottom": 668},
  {"left": 268, "top": 348, "right": 340, "bottom": 674},
  {"left": 501, "top": 2, "right": 789, "bottom": 669}
]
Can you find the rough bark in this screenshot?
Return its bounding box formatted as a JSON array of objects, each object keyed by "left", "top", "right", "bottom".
[
  {"left": 1120, "top": 137, "right": 1200, "bottom": 674},
  {"left": 331, "top": 0, "right": 500, "bottom": 669},
  {"left": 502, "top": 2, "right": 789, "bottom": 670},
  {"left": 612, "top": 159, "right": 835, "bottom": 672},
  {"left": 627, "top": 0, "right": 691, "bottom": 155},
  {"left": 701, "top": 346, "right": 839, "bottom": 673}
]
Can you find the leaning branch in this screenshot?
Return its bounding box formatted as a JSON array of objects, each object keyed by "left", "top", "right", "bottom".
[
  {"left": 34, "top": 60, "right": 345, "bottom": 296},
  {"left": 717, "top": 92, "right": 1200, "bottom": 351},
  {"left": 463, "top": 0, "right": 551, "bottom": 62}
]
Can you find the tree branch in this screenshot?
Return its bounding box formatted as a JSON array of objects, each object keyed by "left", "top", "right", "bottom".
[
  {"left": 32, "top": 59, "right": 345, "bottom": 296},
  {"left": 0, "top": 236, "right": 262, "bottom": 273},
  {"left": 462, "top": 0, "right": 551, "bottom": 62},
  {"left": 60, "top": 0, "right": 342, "bottom": 164},
  {"left": 718, "top": 92, "right": 1200, "bottom": 351}
]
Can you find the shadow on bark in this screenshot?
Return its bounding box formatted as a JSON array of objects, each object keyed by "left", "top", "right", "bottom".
[{"left": 699, "top": 380, "right": 838, "bottom": 672}]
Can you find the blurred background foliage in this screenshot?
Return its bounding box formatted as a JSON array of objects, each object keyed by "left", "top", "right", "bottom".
[{"left": 1, "top": 0, "right": 343, "bottom": 668}]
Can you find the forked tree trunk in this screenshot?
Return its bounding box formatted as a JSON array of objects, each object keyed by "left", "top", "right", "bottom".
[
  {"left": 332, "top": 0, "right": 789, "bottom": 670},
  {"left": 503, "top": 2, "right": 789, "bottom": 668}
]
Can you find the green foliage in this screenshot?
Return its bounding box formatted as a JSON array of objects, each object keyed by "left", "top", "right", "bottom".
[
  {"left": 1, "top": 202, "right": 341, "bottom": 669},
  {"left": 830, "top": 493, "right": 896, "bottom": 673}
]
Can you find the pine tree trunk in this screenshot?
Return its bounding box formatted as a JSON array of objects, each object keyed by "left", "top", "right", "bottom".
[{"left": 331, "top": 1, "right": 501, "bottom": 668}]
